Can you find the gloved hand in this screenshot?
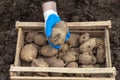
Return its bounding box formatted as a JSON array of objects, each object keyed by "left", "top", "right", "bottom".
[{"left": 44, "top": 10, "right": 70, "bottom": 49}]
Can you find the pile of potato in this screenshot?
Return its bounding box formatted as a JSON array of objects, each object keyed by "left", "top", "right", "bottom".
[{"left": 20, "top": 30, "right": 106, "bottom": 77}]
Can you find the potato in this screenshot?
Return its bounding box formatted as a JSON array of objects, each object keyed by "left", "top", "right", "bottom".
[
  {"left": 58, "top": 52, "right": 65, "bottom": 59},
  {"left": 62, "top": 51, "right": 77, "bottom": 63},
  {"left": 31, "top": 58, "right": 49, "bottom": 67},
  {"left": 34, "top": 34, "right": 46, "bottom": 46},
  {"left": 54, "top": 21, "right": 68, "bottom": 34},
  {"left": 39, "top": 56, "right": 55, "bottom": 64},
  {"left": 66, "top": 62, "right": 78, "bottom": 77},
  {"left": 31, "top": 43, "right": 40, "bottom": 50},
  {"left": 50, "top": 73, "right": 63, "bottom": 77},
  {"left": 79, "top": 38, "right": 96, "bottom": 52},
  {"left": 91, "top": 55, "right": 97, "bottom": 64},
  {"left": 49, "top": 21, "right": 68, "bottom": 45},
  {"left": 66, "top": 62, "right": 78, "bottom": 68},
  {"left": 68, "top": 33, "right": 80, "bottom": 47},
  {"left": 40, "top": 56, "right": 64, "bottom": 67},
  {"left": 21, "top": 44, "right": 37, "bottom": 62},
  {"left": 79, "top": 33, "right": 90, "bottom": 43},
  {"left": 81, "top": 65, "right": 94, "bottom": 77},
  {"left": 81, "top": 64, "right": 94, "bottom": 68},
  {"left": 71, "top": 48, "right": 80, "bottom": 54},
  {"left": 96, "top": 38, "right": 104, "bottom": 47},
  {"left": 60, "top": 43, "right": 69, "bottom": 52},
  {"left": 43, "top": 57, "right": 64, "bottom": 77},
  {"left": 94, "top": 64, "right": 100, "bottom": 67},
  {"left": 78, "top": 52, "right": 93, "bottom": 65},
  {"left": 49, "top": 58, "right": 64, "bottom": 67},
  {"left": 31, "top": 58, "right": 49, "bottom": 76},
  {"left": 49, "top": 59, "right": 64, "bottom": 77},
  {"left": 96, "top": 45, "right": 105, "bottom": 63},
  {"left": 40, "top": 45, "right": 58, "bottom": 57},
  {"left": 25, "top": 31, "right": 38, "bottom": 43}
]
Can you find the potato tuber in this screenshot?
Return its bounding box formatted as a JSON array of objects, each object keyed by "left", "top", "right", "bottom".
[
  {"left": 62, "top": 51, "right": 77, "bottom": 63},
  {"left": 25, "top": 31, "right": 38, "bottom": 43},
  {"left": 40, "top": 56, "right": 64, "bottom": 67},
  {"left": 34, "top": 34, "right": 46, "bottom": 46},
  {"left": 79, "top": 38, "right": 96, "bottom": 52},
  {"left": 96, "top": 38, "right": 104, "bottom": 47},
  {"left": 21, "top": 44, "right": 37, "bottom": 62},
  {"left": 60, "top": 43, "right": 69, "bottom": 52},
  {"left": 40, "top": 45, "right": 58, "bottom": 57},
  {"left": 91, "top": 55, "right": 97, "bottom": 64},
  {"left": 68, "top": 33, "right": 80, "bottom": 47},
  {"left": 31, "top": 58, "right": 49, "bottom": 76},
  {"left": 50, "top": 73, "right": 63, "bottom": 77},
  {"left": 66, "top": 62, "right": 78, "bottom": 77},
  {"left": 79, "top": 52, "right": 93, "bottom": 65},
  {"left": 96, "top": 45, "right": 105, "bottom": 63},
  {"left": 81, "top": 64, "right": 94, "bottom": 68},
  {"left": 49, "top": 21, "right": 68, "bottom": 45},
  {"left": 58, "top": 52, "right": 65, "bottom": 59},
  {"left": 71, "top": 48, "right": 80, "bottom": 54},
  {"left": 49, "top": 58, "right": 64, "bottom": 67},
  {"left": 31, "top": 58, "right": 49, "bottom": 67},
  {"left": 81, "top": 65, "right": 94, "bottom": 77},
  {"left": 44, "top": 57, "right": 64, "bottom": 77},
  {"left": 66, "top": 62, "right": 78, "bottom": 68},
  {"left": 79, "top": 33, "right": 90, "bottom": 43}
]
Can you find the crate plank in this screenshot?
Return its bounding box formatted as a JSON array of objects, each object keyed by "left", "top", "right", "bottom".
[
  {"left": 14, "top": 28, "right": 24, "bottom": 66},
  {"left": 105, "top": 28, "right": 112, "bottom": 67},
  {"left": 16, "top": 21, "right": 111, "bottom": 29},
  {"left": 11, "top": 76, "right": 115, "bottom": 80},
  {"left": 10, "top": 67, "right": 116, "bottom": 74}
]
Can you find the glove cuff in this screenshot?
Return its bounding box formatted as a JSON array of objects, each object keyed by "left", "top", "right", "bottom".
[{"left": 43, "top": 9, "right": 58, "bottom": 21}]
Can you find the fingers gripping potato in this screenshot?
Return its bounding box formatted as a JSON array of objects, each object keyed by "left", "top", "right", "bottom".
[{"left": 49, "top": 21, "right": 69, "bottom": 45}]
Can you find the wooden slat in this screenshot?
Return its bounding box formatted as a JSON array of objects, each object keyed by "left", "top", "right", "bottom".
[
  {"left": 14, "top": 28, "right": 24, "bottom": 66},
  {"left": 10, "top": 67, "right": 116, "bottom": 74},
  {"left": 105, "top": 28, "right": 112, "bottom": 67},
  {"left": 10, "top": 76, "right": 115, "bottom": 80},
  {"left": 16, "top": 21, "right": 111, "bottom": 29}
]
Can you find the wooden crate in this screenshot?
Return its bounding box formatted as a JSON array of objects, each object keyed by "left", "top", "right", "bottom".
[{"left": 10, "top": 20, "right": 116, "bottom": 80}]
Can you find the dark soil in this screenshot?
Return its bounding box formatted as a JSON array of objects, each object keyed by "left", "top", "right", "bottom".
[{"left": 0, "top": 0, "right": 120, "bottom": 80}]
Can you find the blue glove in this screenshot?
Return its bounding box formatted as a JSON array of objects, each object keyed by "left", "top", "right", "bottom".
[{"left": 44, "top": 10, "right": 70, "bottom": 49}]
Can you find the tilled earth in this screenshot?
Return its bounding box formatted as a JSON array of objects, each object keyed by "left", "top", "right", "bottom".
[{"left": 0, "top": 0, "right": 120, "bottom": 80}]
